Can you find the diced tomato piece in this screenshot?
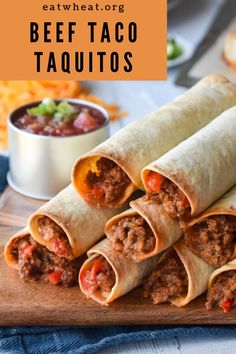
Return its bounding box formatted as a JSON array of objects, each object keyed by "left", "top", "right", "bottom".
[
  {"left": 53, "top": 239, "right": 68, "bottom": 257},
  {"left": 146, "top": 172, "right": 165, "bottom": 193},
  {"left": 73, "top": 112, "right": 99, "bottom": 132},
  {"left": 181, "top": 195, "right": 190, "bottom": 207},
  {"left": 80, "top": 270, "right": 90, "bottom": 291},
  {"left": 91, "top": 259, "right": 103, "bottom": 280},
  {"left": 48, "top": 270, "right": 63, "bottom": 285},
  {"left": 219, "top": 299, "right": 235, "bottom": 313},
  {"left": 21, "top": 243, "right": 35, "bottom": 259},
  {"left": 80, "top": 261, "right": 104, "bottom": 293}
]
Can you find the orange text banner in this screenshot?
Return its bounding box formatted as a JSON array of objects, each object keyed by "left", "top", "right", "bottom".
[{"left": 0, "top": 0, "right": 167, "bottom": 80}]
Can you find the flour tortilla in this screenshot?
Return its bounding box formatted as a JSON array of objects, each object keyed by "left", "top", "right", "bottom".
[
  {"left": 79, "top": 238, "right": 160, "bottom": 305},
  {"left": 105, "top": 196, "right": 182, "bottom": 262},
  {"left": 208, "top": 258, "right": 236, "bottom": 289},
  {"left": 72, "top": 74, "right": 236, "bottom": 208},
  {"left": 142, "top": 106, "right": 236, "bottom": 218},
  {"left": 187, "top": 185, "right": 236, "bottom": 226},
  {"left": 160, "top": 239, "right": 215, "bottom": 307},
  {"left": 4, "top": 228, "right": 29, "bottom": 269},
  {"left": 28, "top": 184, "right": 124, "bottom": 260}
]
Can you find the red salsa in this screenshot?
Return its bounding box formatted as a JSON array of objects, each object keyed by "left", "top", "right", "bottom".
[{"left": 13, "top": 99, "right": 107, "bottom": 137}]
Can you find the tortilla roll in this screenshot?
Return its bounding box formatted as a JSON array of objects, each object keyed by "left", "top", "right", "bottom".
[
  {"left": 142, "top": 106, "right": 236, "bottom": 221},
  {"left": 28, "top": 184, "right": 123, "bottom": 260},
  {"left": 185, "top": 186, "right": 236, "bottom": 267},
  {"left": 79, "top": 238, "right": 160, "bottom": 305},
  {"left": 72, "top": 74, "right": 236, "bottom": 209},
  {"left": 206, "top": 258, "right": 236, "bottom": 313},
  {"left": 143, "top": 239, "right": 215, "bottom": 307},
  {"left": 105, "top": 196, "right": 182, "bottom": 262},
  {"left": 4, "top": 228, "right": 82, "bottom": 287}
]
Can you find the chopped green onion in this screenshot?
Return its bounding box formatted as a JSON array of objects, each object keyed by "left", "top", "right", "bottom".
[
  {"left": 27, "top": 98, "right": 57, "bottom": 116},
  {"left": 57, "top": 102, "right": 79, "bottom": 121},
  {"left": 26, "top": 106, "right": 40, "bottom": 116},
  {"left": 27, "top": 99, "right": 79, "bottom": 123},
  {"left": 42, "top": 98, "right": 57, "bottom": 114},
  {"left": 167, "top": 37, "right": 183, "bottom": 60},
  {"left": 53, "top": 112, "right": 64, "bottom": 123}
]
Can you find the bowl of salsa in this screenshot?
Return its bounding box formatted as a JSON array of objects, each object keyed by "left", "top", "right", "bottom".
[
  {"left": 13, "top": 98, "right": 108, "bottom": 137},
  {"left": 8, "top": 98, "right": 110, "bottom": 199}
]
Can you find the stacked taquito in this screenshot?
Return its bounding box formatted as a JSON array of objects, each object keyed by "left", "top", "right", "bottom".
[
  {"left": 105, "top": 105, "right": 236, "bottom": 309},
  {"left": 142, "top": 105, "right": 236, "bottom": 221},
  {"left": 143, "top": 239, "right": 215, "bottom": 307},
  {"left": 105, "top": 197, "right": 183, "bottom": 262},
  {"left": 5, "top": 228, "right": 83, "bottom": 287},
  {"left": 185, "top": 186, "right": 236, "bottom": 268},
  {"left": 72, "top": 74, "right": 236, "bottom": 208},
  {"left": 206, "top": 258, "right": 236, "bottom": 313},
  {"left": 79, "top": 239, "right": 161, "bottom": 305},
  {"left": 5, "top": 184, "right": 124, "bottom": 286}
]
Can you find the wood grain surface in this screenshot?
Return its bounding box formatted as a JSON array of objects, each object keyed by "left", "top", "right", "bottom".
[{"left": 0, "top": 186, "right": 235, "bottom": 326}]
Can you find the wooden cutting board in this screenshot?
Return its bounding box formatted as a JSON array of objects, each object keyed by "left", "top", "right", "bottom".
[{"left": 0, "top": 186, "right": 235, "bottom": 326}]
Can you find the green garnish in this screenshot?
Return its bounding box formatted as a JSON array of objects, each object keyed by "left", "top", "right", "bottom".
[
  {"left": 56, "top": 102, "right": 78, "bottom": 121},
  {"left": 167, "top": 37, "right": 183, "bottom": 60},
  {"left": 27, "top": 98, "right": 79, "bottom": 123},
  {"left": 53, "top": 112, "right": 64, "bottom": 123}
]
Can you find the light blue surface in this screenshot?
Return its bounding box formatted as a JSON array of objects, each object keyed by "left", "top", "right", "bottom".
[{"left": 1, "top": 325, "right": 236, "bottom": 354}]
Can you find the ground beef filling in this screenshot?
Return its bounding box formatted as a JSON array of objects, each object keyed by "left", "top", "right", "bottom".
[
  {"left": 10, "top": 235, "right": 81, "bottom": 287},
  {"left": 107, "top": 215, "right": 155, "bottom": 261},
  {"left": 37, "top": 217, "right": 72, "bottom": 258},
  {"left": 85, "top": 157, "right": 131, "bottom": 204},
  {"left": 147, "top": 179, "right": 191, "bottom": 220},
  {"left": 206, "top": 270, "right": 236, "bottom": 312},
  {"left": 80, "top": 256, "right": 115, "bottom": 298},
  {"left": 143, "top": 249, "right": 188, "bottom": 304},
  {"left": 185, "top": 215, "right": 236, "bottom": 267}
]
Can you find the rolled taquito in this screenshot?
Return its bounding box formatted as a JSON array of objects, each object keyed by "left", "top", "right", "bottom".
[
  {"left": 185, "top": 186, "right": 236, "bottom": 267},
  {"left": 105, "top": 196, "right": 182, "bottom": 262},
  {"left": 28, "top": 184, "right": 123, "bottom": 260},
  {"left": 79, "top": 238, "right": 160, "bottom": 305},
  {"left": 142, "top": 106, "right": 236, "bottom": 220},
  {"left": 143, "top": 239, "right": 215, "bottom": 307},
  {"left": 72, "top": 74, "right": 236, "bottom": 208},
  {"left": 4, "top": 228, "right": 82, "bottom": 286},
  {"left": 206, "top": 258, "right": 236, "bottom": 312}
]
